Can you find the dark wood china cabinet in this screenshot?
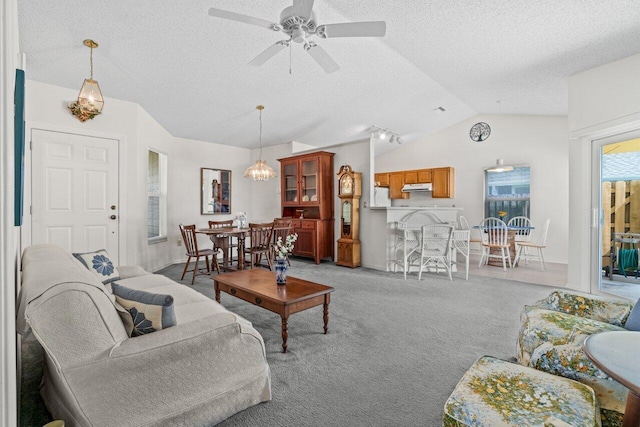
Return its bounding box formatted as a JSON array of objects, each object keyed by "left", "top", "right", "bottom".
[{"left": 278, "top": 151, "right": 334, "bottom": 264}]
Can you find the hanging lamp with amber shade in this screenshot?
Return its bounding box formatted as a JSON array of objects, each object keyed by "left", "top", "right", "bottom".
[
  {"left": 244, "top": 105, "right": 278, "bottom": 181},
  {"left": 68, "top": 39, "right": 104, "bottom": 122}
]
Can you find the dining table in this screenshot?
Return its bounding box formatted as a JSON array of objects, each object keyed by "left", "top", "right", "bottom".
[
  {"left": 197, "top": 227, "right": 250, "bottom": 271},
  {"left": 473, "top": 224, "right": 535, "bottom": 267}
]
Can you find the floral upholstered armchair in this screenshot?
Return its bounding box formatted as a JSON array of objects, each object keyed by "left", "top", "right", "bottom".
[{"left": 517, "top": 289, "right": 636, "bottom": 427}]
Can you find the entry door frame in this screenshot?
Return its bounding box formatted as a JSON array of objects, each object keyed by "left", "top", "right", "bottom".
[
  {"left": 571, "top": 115, "right": 640, "bottom": 295},
  {"left": 23, "top": 121, "right": 128, "bottom": 264}
]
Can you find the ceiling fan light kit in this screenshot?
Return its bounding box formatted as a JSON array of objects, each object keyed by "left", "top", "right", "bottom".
[{"left": 209, "top": 0, "right": 386, "bottom": 74}]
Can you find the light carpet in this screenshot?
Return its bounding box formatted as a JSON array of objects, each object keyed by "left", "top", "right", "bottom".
[{"left": 20, "top": 258, "right": 555, "bottom": 426}]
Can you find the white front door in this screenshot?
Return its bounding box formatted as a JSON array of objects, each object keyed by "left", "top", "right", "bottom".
[{"left": 31, "top": 129, "right": 120, "bottom": 262}]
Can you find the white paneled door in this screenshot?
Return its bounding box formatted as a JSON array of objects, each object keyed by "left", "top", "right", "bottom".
[{"left": 31, "top": 129, "right": 119, "bottom": 262}]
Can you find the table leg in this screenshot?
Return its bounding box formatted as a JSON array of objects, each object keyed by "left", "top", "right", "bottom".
[
  {"left": 623, "top": 391, "right": 640, "bottom": 427},
  {"left": 214, "top": 281, "right": 220, "bottom": 303},
  {"left": 237, "top": 235, "right": 246, "bottom": 270},
  {"left": 323, "top": 294, "right": 330, "bottom": 334},
  {"left": 281, "top": 315, "right": 288, "bottom": 353}
]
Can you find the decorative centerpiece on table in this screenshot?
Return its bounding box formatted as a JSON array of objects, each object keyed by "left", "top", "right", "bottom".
[
  {"left": 234, "top": 212, "right": 247, "bottom": 229},
  {"left": 274, "top": 233, "right": 298, "bottom": 285},
  {"left": 498, "top": 211, "right": 508, "bottom": 222}
]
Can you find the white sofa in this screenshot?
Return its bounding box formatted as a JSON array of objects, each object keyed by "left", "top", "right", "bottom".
[{"left": 17, "top": 244, "right": 271, "bottom": 426}]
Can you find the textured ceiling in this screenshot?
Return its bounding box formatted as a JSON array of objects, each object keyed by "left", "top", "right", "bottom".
[{"left": 17, "top": 1, "right": 640, "bottom": 154}]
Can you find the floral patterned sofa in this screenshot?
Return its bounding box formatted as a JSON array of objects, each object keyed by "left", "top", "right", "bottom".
[{"left": 517, "top": 289, "right": 636, "bottom": 427}]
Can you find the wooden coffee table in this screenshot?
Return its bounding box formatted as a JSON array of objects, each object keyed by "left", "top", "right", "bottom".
[{"left": 213, "top": 269, "right": 335, "bottom": 353}]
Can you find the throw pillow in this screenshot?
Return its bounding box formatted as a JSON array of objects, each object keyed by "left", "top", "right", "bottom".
[
  {"left": 111, "top": 283, "right": 176, "bottom": 337},
  {"left": 624, "top": 298, "right": 640, "bottom": 331},
  {"left": 73, "top": 249, "right": 120, "bottom": 284}
]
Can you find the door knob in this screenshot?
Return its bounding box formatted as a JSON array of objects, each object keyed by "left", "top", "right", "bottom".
[
  {"left": 110, "top": 215, "right": 117, "bottom": 220},
  {"left": 111, "top": 205, "right": 117, "bottom": 210}
]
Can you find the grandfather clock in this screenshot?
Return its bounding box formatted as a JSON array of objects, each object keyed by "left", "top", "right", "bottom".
[{"left": 336, "top": 165, "right": 361, "bottom": 268}]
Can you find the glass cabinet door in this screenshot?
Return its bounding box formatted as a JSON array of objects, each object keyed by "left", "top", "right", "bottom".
[
  {"left": 283, "top": 162, "right": 298, "bottom": 203},
  {"left": 301, "top": 159, "right": 318, "bottom": 203}
]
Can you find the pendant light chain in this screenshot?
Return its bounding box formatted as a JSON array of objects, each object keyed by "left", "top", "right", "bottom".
[
  {"left": 89, "top": 45, "right": 94, "bottom": 79},
  {"left": 258, "top": 106, "right": 263, "bottom": 160}
]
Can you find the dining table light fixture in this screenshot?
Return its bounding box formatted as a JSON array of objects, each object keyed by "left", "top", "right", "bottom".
[
  {"left": 244, "top": 105, "right": 278, "bottom": 181},
  {"left": 486, "top": 158, "right": 514, "bottom": 173},
  {"left": 68, "top": 39, "right": 104, "bottom": 122}
]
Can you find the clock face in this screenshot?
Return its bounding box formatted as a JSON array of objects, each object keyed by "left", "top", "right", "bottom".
[
  {"left": 470, "top": 122, "right": 491, "bottom": 142},
  {"left": 340, "top": 174, "right": 353, "bottom": 195}
]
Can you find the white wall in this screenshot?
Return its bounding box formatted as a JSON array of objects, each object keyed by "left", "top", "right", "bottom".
[
  {"left": 1, "top": 0, "right": 20, "bottom": 424},
  {"left": 375, "top": 114, "right": 570, "bottom": 264},
  {"left": 568, "top": 53, "right": 640, "bottom": 293},
  {"left": 23, "top": 80, "right": 255, "bottom": 272}
]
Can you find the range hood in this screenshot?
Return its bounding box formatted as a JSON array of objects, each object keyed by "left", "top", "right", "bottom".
[{"left": 401, "top": 183, "right": 433, "bottom": 192}]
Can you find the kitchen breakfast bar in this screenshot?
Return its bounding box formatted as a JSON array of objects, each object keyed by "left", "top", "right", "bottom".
[{"left": 367, "top": 206, "right": 463, "bottom": 272}]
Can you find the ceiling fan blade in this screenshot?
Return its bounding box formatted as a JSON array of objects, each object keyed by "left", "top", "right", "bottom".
[
  {"left": 208, "top": 8, "right": 278, "bottom": 30},
  {"left": 248, "top": 42, "right": 288, "bottom": 66},
  {"left": 292, "top": 0, "right": 315, "bottom": 21},
  {"left": 318, "top": 21, "right": 386, "bottom": 38},
  {"left": 305, "top": 43, "right": 340, "bottom": 74}
]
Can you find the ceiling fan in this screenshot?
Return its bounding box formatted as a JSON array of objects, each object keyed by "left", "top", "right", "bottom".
[{"left": 208, "top": 0, "right": 386, "bottom": 74}]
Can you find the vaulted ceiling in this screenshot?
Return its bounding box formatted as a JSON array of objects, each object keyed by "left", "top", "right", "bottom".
[{"left": 18, "top": 0, "right": 640, "bottom": 154}]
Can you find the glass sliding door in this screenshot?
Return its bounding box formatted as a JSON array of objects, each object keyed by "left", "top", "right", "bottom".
[{"left": 592, "top": 132, "right": 640, "bottom": 300}]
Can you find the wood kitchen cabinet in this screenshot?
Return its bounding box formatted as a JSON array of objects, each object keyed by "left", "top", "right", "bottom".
[
  {"left": 432, "top": 167, "right": 455, "bottom": 198},
  {"left": 403, "top": 170, "right": 418, "bottom": 184},
  {"left": 389, "top": 172, "right": 409, "bottom": 199},
  {"left": 375, "top": 166, "right": 453, "bottom": 198},
  {"left": 417, "top": 169, "right": 432, "bottom": 183},
  {"left": 278, "top": 151, "right": 334, "bottom": 263},
  {"left": 374, "top": 172, "right": 390, "bottom": 187}
]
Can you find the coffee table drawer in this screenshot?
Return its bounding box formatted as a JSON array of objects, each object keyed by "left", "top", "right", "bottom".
[{"left": 223, "top": 284, "right": 281, "bottom": 313}]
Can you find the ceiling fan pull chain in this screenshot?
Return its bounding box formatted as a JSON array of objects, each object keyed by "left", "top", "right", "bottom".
[{"left": 289, "top": 41, "right": 292, "bottom": 74}]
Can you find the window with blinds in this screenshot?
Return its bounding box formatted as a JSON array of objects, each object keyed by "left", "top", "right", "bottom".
[
  {"left": 484, "top": 166, "right": 530, "bottom": 219},
  {"left": 148, "top": 149, "right": 167, "bottom": 242}
]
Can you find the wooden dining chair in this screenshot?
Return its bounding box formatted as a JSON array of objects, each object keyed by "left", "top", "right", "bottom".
[
  {"left": 244, "top": 222, "right": 274, "bottom": 270},
  {"left": 514, "top": 218, "right": 551, "bottom": 271},
  {"left": 478, "top": 217, "right": 512, "bottom": 271},
  {"left": 208, "top": 219, "right": 236, "bottom": 269},
  {"left": 272, "top": 217, "right": 294, "bottom": 266},
  {"left": 179, "top": 224, "right": 220, "bottom": 284},
  {"left": 507, "top": 216, "right": 532, "bottom": 262}
]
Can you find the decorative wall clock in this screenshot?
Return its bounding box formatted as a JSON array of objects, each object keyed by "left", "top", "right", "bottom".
[{"left": 470, "top": 122, "right": 491, "bottom": 142}]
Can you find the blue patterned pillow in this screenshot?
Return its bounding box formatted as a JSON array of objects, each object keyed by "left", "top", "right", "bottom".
[
  {"left": 73, "top": 249, "right": 120, "bottom": 284},
  {"left": 111, "top": 283, "right": 176, "bottom": 337}
]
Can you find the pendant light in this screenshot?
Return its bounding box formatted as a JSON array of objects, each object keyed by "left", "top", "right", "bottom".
[
  {"left": 244, "top": 105, "right": 278, "bottom": 181},
  {"left": 68, "top": 39, "right": 104, "bottom": 122},
  {"left": 486, "top": 158, "right": 514, "bottom": 173}
]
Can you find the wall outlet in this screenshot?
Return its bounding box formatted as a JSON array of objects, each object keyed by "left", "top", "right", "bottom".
[{"left": 177, "top": 239, "right": 182, "bottom": 246}]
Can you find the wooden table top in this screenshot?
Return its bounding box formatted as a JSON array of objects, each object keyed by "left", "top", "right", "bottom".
[{"left": 214, "top": 269, "right": 334, "bottom": 304}]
